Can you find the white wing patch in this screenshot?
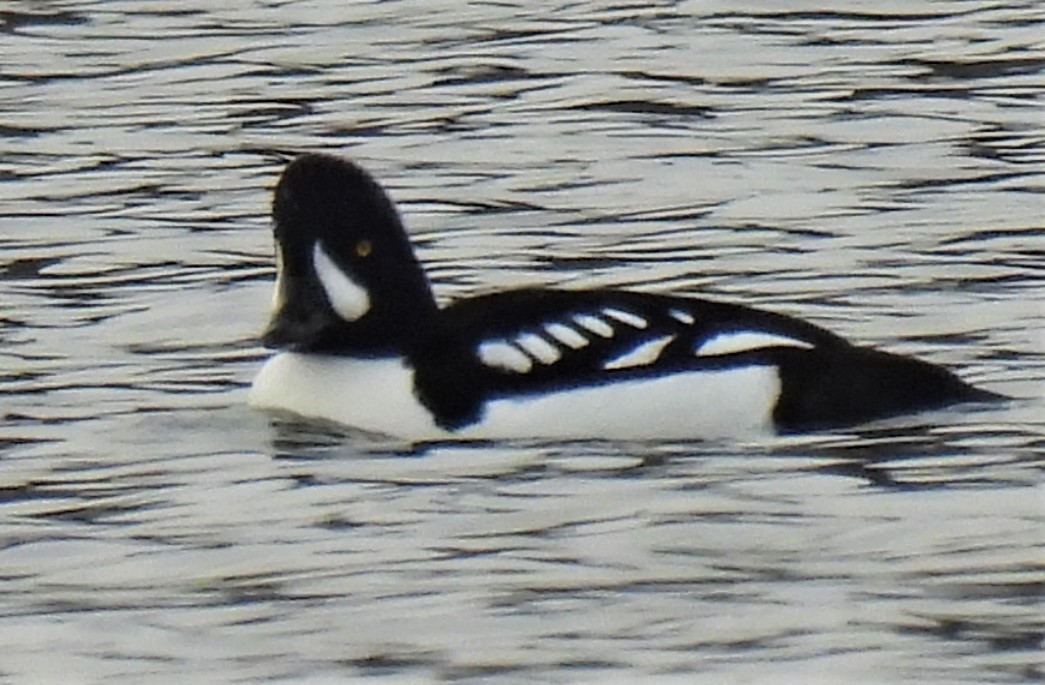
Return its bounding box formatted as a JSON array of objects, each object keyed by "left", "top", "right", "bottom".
[
  {"left": 572, "top": 314, "right": 615, "bottom": 338},
  {"left": 603, "top": 335, "right": 676, "bottom": 370},
  {"left": 313, "top": 241, "right": 371, "bottom": 322},
  {"left": 478, "top": 340, "right": 534, "bottom": 373},
  {"left": 696, "top": 331, "right": 814, "bottom": 357},
  {"left": 544, "top": 323, "right": 590, "bottom": 349},
  {"left": 515, "top": 332, "right": 562, "bottom": 364},
  {"left": 669, "top": 308, "right": 695, "bottom": 325},
  {"left": 601, "top": 307, "right": 648, "bottom": 329},
  {"left": 478, "top": 332, "right": 564, "bottom": 374}
]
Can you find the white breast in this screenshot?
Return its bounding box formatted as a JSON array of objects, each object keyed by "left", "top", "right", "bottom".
[{"left": 249, "top": 353, "right": 443, "bottom": 438}]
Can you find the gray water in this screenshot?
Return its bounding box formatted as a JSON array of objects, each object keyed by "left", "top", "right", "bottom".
[{"left": 1, "top": 2, "right": 1043, "bottom": 683}]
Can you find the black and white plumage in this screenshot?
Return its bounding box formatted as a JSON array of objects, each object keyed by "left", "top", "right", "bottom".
[{"left": 249, "top": 153, "right": 1002, "bottom": 440}]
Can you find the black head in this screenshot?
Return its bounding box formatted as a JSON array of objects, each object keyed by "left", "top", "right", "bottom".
[{"left": 262, "top": 153, "right": 438, "bottom": 354}]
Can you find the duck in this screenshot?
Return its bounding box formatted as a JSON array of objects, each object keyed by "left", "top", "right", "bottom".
[{"left": 248, "top": 153, "right": 1002, "bottom": 441}]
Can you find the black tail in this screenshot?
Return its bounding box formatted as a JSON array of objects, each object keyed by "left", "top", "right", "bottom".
[{"left": 773, "top": 345, "right": 1004, "bottom": 433}]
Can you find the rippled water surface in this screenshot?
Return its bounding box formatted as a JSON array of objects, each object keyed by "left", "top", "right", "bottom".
[{"left": 1, "top": 1, "right": 1043, "bottom": 683}]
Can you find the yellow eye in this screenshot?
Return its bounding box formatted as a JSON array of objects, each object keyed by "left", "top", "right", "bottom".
[{"left": 355, "top": 239, "right": 372, "bottom": 258}]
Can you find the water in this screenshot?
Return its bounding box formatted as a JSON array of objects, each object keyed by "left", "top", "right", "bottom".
[{"left": 1, "top": 1, "right": 1043, "bottom": 683}]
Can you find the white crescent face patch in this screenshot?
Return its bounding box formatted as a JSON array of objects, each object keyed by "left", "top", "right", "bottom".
[{"left": 313, "top": 240, "right": 371, "bottom": 322}]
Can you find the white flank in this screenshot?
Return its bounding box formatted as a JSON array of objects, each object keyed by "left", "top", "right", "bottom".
[
  {"left": 601, "top": 307, "right": 648, "bottom": 329},
  {"left": 312, "top": 241, "right": 371, "bottom": 322},
  {"left": 572, "top": 313, "right": 615, "bottom": 338},
  {"left": 472, "top": 365, "right": 780, "bottom": 440},
  {"left": 603, "top": 334, "right": 676, "bottom": 370},
  {"left": 249, "top": 353, "right": 441, "bottom": 437},
  {"left": 514, "top": 332, "right": 561, "bottom": 364},
  {"left": 250, "top": 354, "right": 781, "bottom": 441},
  {"left": 669, "top": 308, "right": 695, "bottom": 325},
  {"left": 478, "top": 340, "right": 533, "bottom": 373},
  {"left": 696, "top": 331, "right": 814, "bottom": 357},
  {"left": 543, "top": 323, "right": 590, "bottom": 349}
]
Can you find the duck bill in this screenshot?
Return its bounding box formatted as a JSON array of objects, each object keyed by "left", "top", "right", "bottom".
[
  {"left": 260, "top": 301, "right": 330, "bottom": 351},
  {"left": 260, "top": 246, "right": 328, "bottom": 351}
]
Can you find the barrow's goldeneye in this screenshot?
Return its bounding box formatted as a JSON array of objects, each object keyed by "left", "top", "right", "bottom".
[{"left": 249, "top": 153, "right": 1002, "bottom": 440}]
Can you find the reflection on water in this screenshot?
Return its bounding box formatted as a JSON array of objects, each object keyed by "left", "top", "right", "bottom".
[{"left": 1, "top": 1, "right": 1043, "bottom": 683}]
